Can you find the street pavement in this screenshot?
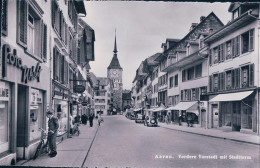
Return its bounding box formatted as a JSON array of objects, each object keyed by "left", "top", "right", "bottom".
[
  {"left": 17, "top": 115, "right": 259, "bottom": 168},
  {"left": 84, "top": 115, "right": 259, "bottom": 168},
  {"left": 17, "top": 120, "right": 99, "bottom": 167}
]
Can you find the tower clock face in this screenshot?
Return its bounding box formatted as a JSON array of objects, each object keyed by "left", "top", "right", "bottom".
[{"left": 112, "top": 70, "right": 117, "bottom": 75}]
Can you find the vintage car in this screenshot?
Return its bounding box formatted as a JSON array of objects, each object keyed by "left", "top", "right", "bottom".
[
  {"left": 135, "top": 114, "right": 144, "bottom": 123},
  {"left": 130, "top": 112, "right": 136, "bottom": 120},
  {"left": 144, "top": 113, "right": 158, "bottom": 127}
]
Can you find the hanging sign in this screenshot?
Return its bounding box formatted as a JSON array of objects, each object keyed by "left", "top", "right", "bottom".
[{"left": 74, "top": 85, "right": 85, "bottom": 93}]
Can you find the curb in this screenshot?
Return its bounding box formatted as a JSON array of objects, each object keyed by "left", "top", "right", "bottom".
[{"left": 159, "top": 125, "right": 260, "bottom": 146}]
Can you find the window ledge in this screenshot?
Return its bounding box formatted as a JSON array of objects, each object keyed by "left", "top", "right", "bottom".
[
  {"left": 24, "top": 50, "right": 43, "bottom": 63},
  {"left": 239, "top": 50, "right": 253, "bottom": 58}
]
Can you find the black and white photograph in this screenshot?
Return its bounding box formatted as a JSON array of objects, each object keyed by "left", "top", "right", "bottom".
[{"left": 0, "top": 0, "right": 259, "bottom": 167}]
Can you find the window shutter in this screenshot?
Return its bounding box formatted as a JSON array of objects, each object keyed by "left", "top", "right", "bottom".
[
  {"left": 249, "top": 29, "right": 254, "bottom": 51},
  {"left": 237, "top": 36, "right": 240, "bottom": 56},
  {"left": 41, "top": 21, "right": 47, "bottom": 61},
  {"left": 222, "top": 72, "right": 226, "bottom": 90},
  {"left": 64, "top": 61, "right": 68, "bottom": 85},
  {"left": 52, "top": 0, "right": 55, "bottom": 27},
  {"left": 233, "top": 37, "right": 237, "bottom": 57},
  {"left": 209, "top": 75, "right": 213, "bottom": 92},
  {"left": 249, "top": 64, "right": 254, "bottom": 87},
  {"left": 17, "top": 0, "right": 28, "bottom": 47},
  {"left": 60, "top": 55, "right": 64, "bottom": 83},
  {"left": 2, "top": 0, "right": 8, "bottom": 35},
  {"left": 53, "top": 48, "right": 56, "bottom": 80},
  {"left": 222, "top": 43, "right": 226, "bottom": 62},
  {"left": 231, "top": 69, "right": 235, "bottom": 89},
  {"left": 231, "top": 38, "right": 235, "bottom": 58},
  {"left": 237, "top": 68, "right": 240, "bottom": 88}
]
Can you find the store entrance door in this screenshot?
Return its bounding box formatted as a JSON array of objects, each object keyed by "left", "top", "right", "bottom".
[
  {"left": 232, "top": 102, "right": 241, "bottom": 131},
  {"left": 212, "top": 104, "right": 219, "bottom": 128},
  {"left": 16, "top": 85, "right": 28, "bottom": 159}
]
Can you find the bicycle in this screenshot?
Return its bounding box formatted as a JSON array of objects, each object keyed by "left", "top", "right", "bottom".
[
  {"left": 33, "top": 128, "right": 49, "bottom": 160},
  {"left": 98, "top": 117, "right": 104, "bottom": 126},
  {"left": 70, "top": 123, "right": 80, "bottom": 136}
]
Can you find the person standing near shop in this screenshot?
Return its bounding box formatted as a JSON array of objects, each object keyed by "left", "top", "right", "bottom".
[
  {"left": 89, "top": 111, "right": 94, "bottom": 127},
  {"left": 178, "top": 111, "right": 182, "bottom": 126},
  {"left": 47, "top": 110, "right": 59, "bottom": 158}
]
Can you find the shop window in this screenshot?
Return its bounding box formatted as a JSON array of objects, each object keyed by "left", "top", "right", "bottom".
[
  {"left": 55, "top": 101, "right": 68, "bottom": 136},
  {"left": 242, "top": 99, "right": 253, "bottom": 129},
  {"left": 221, "top": 102, "right": 232, "bottom": 126},
  {"left": 29, "top": 89, "right": 43, "bottom": 142},
  {"left": 0, "top": 101, "right": 9, "bottom": 153}
]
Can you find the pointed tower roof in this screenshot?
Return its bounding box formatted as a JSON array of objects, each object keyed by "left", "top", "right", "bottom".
[{"left": 108, "top": 30, "right": 122, "bottom": 70}]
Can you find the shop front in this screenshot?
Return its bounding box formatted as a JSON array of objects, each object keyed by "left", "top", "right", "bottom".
[
  {"left": 167, "top": 101, "right": 200, "bottom": 127},
  {"left": 52, "top": 82, "right": 70, "bottom": 142},
  {"left": 209, "top": 90, "right": 256, "bottom": 133},
  {"left": 0, "top": 43, "right": 50, "bottom": 163}
]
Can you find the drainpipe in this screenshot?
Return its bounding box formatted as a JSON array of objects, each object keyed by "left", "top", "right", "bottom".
[
  {"left": 257, "top": 15, "right": 260, "bottom": 135},
  {"left": 206, "top": 46, "right": 210, "bottom": 129}
]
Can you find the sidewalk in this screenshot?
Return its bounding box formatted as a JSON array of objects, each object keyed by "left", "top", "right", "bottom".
[
  {"left": 159, "top": 122, "right": 260, "bottom": 145},
  {"left": 17, "top": 120, "right": 99, "bottom": 167}
]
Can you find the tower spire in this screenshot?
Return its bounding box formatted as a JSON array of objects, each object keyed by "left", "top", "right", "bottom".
[{"left": 113, "top": 29, "right": 117, "bottom": 54}]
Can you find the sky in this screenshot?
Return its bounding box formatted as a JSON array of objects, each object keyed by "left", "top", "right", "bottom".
[{"left": 83, "top": 1, "right": 231, "bottom": 90}]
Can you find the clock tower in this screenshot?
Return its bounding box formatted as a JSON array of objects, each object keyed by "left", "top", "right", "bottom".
[{"left": 107, "top": 31, "right": 123, "bottom": 112}]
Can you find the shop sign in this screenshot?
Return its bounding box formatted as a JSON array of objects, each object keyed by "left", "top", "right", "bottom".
[
  {"left": 74, "top": 85, "right": 85, "bottom": 93},
  {"left": 2, "top": 44, "right": 42, "bottom": 83},
  {"left": 82, "top": 101, "right": 88, "bottom": 106},
  {"left": 0, "top": 81, "right": 9, "bottom": 101}
]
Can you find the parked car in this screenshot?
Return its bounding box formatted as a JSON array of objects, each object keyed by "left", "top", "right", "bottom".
[
  {"left": 135, "top": 114, "right": 144, "bottom": 123},
  {"left": 144, "top": 113, "right": 158, "bottom": 127},
  {"left": 130, "top": 112, "right": 136, "bottom": 120}
]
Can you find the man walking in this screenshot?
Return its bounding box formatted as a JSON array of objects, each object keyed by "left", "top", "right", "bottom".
[
  {"left": 89, "top": 112, "right": 94, "bottom": 127},
  {"left": 47, "top": 110, "right": 59, "bottom": 157}
]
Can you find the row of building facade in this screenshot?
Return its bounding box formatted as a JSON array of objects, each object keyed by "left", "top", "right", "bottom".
[
  {"left": 131, "top": 2, "right": 260, "bottom": 136},
  {"left": 0, "top": 0, "right": 98, "bottom": 165}
]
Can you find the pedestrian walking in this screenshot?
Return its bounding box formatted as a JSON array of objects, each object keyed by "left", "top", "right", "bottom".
[
  {"left": 98, "top": 113, "right": 104, "bottom": 126},
  {"left": 46, "top": 110, "right": 59, "bottom": 158},
  {"left": 89, "top": 112, "right": 94, "bottom": 127},
  {"left": 81, "top": 114, "right": 87, "bottom": 125},
  {"left": 187, "top": 114, "right": 193, "bottom": 127},
  {"left": 178, "top": 111, "right": 182, "bottom": 126}
]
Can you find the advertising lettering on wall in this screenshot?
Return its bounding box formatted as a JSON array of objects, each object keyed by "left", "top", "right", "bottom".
[
  {"left": 2, "top": 44, "right": 42, "bottom": 83},
  {"left": 0, "top": 81, "right": 9, "bottom": 101}
]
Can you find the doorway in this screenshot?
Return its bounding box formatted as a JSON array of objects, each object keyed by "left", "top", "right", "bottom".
[
  {"left": 16, "top": 85, "right": 28, "bottom": 160},
  {"left": 212, "top": 104, "right": 219, "bottom": 128}
]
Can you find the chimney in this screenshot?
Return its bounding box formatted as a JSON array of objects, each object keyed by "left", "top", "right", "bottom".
[
  {"left": 200, "top": 16, "right": 206, "bottom": 22},
  {"left": 190, "top": 23, "right": 198, "bottom": 31}
]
